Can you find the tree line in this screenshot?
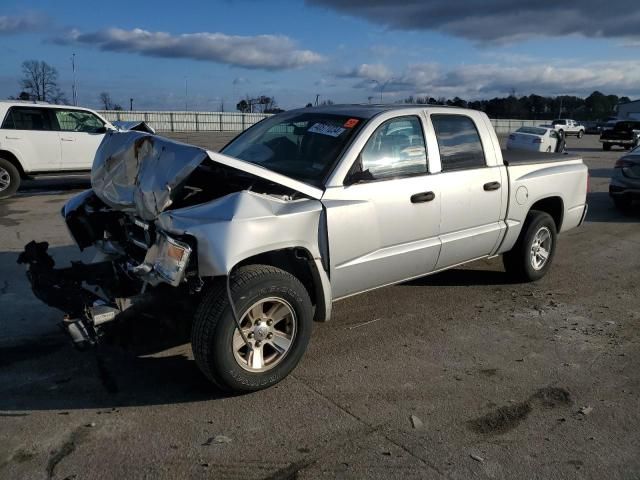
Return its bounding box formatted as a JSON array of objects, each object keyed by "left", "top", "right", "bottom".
[{"left": 399, "top": 92, "right": 632, "bottom": 121}]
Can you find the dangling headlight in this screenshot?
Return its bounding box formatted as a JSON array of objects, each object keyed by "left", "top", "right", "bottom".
[{"left": 153, "top": 233, "right": 192, "bottom": 286}]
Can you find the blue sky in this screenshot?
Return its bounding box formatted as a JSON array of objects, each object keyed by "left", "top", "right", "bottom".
[{"left": 1, "top": 0, "right": 639, "bottom": 110}]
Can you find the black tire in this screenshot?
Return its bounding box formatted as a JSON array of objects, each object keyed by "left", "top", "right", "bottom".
[
  {"left": 192, "top": 265, "right": 313, "bottom": 392},
  {"left": 503, "top": 210, "right": 557, "bottom": 282},
  {"left": 612, "top": 195, "right": 633, "bottom": 211},
  {"left": 602, "top": 143, "right": 611, "bottom": 151},
  {"left": 577, "top": 130, "right": 584, "bottom": 139},
  {"left": 0, "top": 158, "right": 20, "bottom": 199}
]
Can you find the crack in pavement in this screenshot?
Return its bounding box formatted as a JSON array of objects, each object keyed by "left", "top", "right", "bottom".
[
  {"left": 290, "top": 374, "right": 449, "bottom": 478},
  {"left": 46, "top": 425, "right": 91, "bottom": 480}
]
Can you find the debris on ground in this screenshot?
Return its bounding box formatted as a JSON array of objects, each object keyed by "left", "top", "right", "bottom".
[
  {"left": 410, "top": 414, "right": 424, "bottom": 429},
  {"left": 579, "top": 406, "right": 593, "bottom": 416},
  {"left": 202, "top": 435, "right": 232, "bottom": 446},
  {"left": 470, "top": 454, "right": 484, "bottom": 463}
]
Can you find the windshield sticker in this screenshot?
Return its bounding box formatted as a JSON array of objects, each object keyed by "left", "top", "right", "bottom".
[
  {"left": 343, "top": 118, "right": 360, "bottom": 128},
  {"left": 308, "top": 123, "right": 346, "bottom": 137}
]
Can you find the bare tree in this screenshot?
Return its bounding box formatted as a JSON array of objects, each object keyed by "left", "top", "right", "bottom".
[
  {"left": 98, "top": 91, "right": 122, "bottom": 110},
  {"left": 99, "top": 92, "right": 113, "bottom": 109},
  {"left": 19, "top": 60, "right": 68, "bottom": 103}
]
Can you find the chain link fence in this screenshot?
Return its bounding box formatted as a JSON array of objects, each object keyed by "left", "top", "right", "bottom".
[{"left": 98, "top": 110, "right": 544, "bottom": 134}]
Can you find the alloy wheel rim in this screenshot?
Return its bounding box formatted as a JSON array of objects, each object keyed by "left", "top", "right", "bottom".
[
  {"left": 0, "top": 167, "right": 10, "bottom": 192},
  {"left": 530, "top": 227, "right": 552, "bottom": 270},
  {"left": 232, "top": 297, "right": 297, "bottom": 372}
]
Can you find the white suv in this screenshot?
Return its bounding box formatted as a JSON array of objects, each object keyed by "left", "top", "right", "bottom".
[{"left": 0, "top": 101, "right": 114, "bottom": 198}]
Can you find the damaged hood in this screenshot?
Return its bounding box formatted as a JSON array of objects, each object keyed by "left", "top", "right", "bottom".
[{"left": 91, "top": 131, "right": 323, "bottom": 220}]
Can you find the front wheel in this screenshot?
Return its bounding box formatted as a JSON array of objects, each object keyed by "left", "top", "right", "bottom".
[
  {"left": 191, "top": 265, "right": 313, "bottom": 392},
  {"left": 503, "top": 210, "right": 557, "bottom": 282},
  {"left": 0, "top": 158, "right": 20, "bottom": 199},
  {"left": 577, "top": 130, "right": 584, "bottom": 139}
]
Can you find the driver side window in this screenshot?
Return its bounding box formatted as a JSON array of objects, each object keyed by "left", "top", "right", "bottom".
[
  {"left": 55, "top": 110, "right": 104, "bottom": 133},
  {"left": 356, "top": 116, "right": 428, "bottom": 181}
]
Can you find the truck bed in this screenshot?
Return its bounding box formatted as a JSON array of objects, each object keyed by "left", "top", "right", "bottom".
[{"left": 502, "top": 149, "right": 581, "bottom": 166}]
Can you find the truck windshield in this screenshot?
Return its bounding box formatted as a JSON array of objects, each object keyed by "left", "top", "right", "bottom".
[{"left": 222, "top": 112, "right": 364, "bottom": 186}]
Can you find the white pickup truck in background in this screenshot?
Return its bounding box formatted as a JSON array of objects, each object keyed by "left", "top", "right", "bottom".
[
  {"left": 544, "top": 118, "right": 586, "bottom": 138},
  {"left": 21, "top": 104, "right": 590, "bottom": 392}
]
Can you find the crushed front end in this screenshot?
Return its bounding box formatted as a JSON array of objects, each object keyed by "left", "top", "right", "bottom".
[
  {"left": 18, "top": 130, "right": 325, "bottom": 349},
  {"left": 17, "top": 190, "right": 200, "bottom": 348}
]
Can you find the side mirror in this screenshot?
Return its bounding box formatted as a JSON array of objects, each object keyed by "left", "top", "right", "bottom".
[
  {"left": 94, "top": 126, "right": 108, "bottom": 134},
  {"left": 344, "top": 168, "right": 375, "bottom": 185}
]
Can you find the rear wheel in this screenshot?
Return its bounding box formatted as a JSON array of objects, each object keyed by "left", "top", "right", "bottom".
[
  {"left": 0, "top": 158, "right": 20, "bottom": 199},
  {"left": 503, "top": 210, "right": 557, "bottom": 282},
  {"left": 191, "top": 265, "right": 313, "bottom": 392},
  {"left": 577, "top": 130, "right": 584, "bottom": 139}
]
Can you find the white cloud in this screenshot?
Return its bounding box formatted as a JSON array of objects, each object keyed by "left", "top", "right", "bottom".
[
  {"left": 0, "top": 12, "right": 49, "bottom": 34},
  {"left": 337, "top": 63, "right": 392, "bottom": 82},
  {"left": 337, "top": 60, "right": 640, "bottom": 99},
  {"left": 54, "top": 27, "right": 325, "bottom": 70}
]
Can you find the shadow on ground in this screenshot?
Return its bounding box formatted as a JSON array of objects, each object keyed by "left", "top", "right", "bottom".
[
  {"left": 585, "top": 191, "right": 640, "bottom": 223},
  {"left": 0, "top": 245, "right": 232, "bottom": 412}
]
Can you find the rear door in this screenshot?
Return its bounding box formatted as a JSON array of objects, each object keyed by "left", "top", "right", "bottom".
[
  {"left": 53, "top": 109, "right": 106, "bottom": 170},
  {"left": 323, "top": 114, "right": 442, "bottom": 298},
  {"left": 1, "top": 106, "right": 61, "bottom": 172},
  {"left": 429, "top": 113, "right": 504, "bottom": 269}
]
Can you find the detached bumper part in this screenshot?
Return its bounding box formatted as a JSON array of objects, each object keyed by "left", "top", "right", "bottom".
[{"left": 17, "top": 241, "right": 125, "bottom": 348}]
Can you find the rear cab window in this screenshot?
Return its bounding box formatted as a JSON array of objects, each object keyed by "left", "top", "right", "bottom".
[
  {"left": 1, "top": 106, "right": 54, "bottom": 131},
  {"left": 431, "top": 114, "right": 486, "bottom": 171}
]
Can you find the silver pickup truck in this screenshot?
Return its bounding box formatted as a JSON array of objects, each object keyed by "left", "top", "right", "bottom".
[{"left": 20, "top": 105, "right": 589, "bottom": 392}]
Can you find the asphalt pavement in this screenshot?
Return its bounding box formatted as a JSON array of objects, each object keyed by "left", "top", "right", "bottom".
[{"left": 1, "top": 134, "right": 639, "bottom": 479}]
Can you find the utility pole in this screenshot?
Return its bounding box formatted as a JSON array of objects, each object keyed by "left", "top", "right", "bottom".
[
  {"left": 130, "top": 98, "right": 133, "bottom": 111},
  {"left": 559, "top": 97, "right": 564, "bottom": 117},
  {"left": 315, "top": 94, "right": 320, "bottom": 106},
  {"left": 71, "top": 53, "right": 77, "bottom": 106}
]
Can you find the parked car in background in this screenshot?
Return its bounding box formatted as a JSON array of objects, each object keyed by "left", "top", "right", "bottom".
[
  {"left": 506, "top": 126, "right": 560, "bottom": 152},
  {"left": 0, "top": 101, "right": 115, "bottom": 199},
  {"left": 599, "top": 120, "right": 640, "bottom": 151},
  {"left": 584, "top": 121, "right": 607, "bottom": 135},
  {"left": 19, "top": 104, "right": 589, "bottom": 392},
  {"left": 610, "top": 146, "right": 640, "bottom": 210},
  {"left": 548, "top": 119, "right": 585, "bottom": 138}
]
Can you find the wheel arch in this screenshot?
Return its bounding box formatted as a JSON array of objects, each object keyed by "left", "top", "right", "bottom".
[
  {"left": 529, "top": 196, "right": 564, "bottom": 232},
  {"left": 233, "top": 247, "right": 332, "bottom": 322},
  {"left": 0, "top": 150, "right": 27, "bottom": 178}
]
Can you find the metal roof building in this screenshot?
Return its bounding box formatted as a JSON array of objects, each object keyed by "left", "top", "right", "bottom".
[{"left": 617, "top": 100, "right": 640, "bottom": 120}]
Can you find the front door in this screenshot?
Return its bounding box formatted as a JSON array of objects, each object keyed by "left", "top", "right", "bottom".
[
  {"left": 53, "top": 109, "right": 106, "bottom": 170},
  {"left": 323, "top": 115, "right": 442, "bottom": 299}
]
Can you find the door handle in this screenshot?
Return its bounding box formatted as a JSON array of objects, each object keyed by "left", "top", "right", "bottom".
[
  {"left": 410, "top": 191, "right": 435, "bottom": 203},
  {"left": 483, "top": 181, "right": 501, "bottom": 191},
  {"left": 5, "top": 136, "right": 21, "bottom": 140},
  {"left": 60, "top": 137, "right": 74, "bottom": 142}
]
